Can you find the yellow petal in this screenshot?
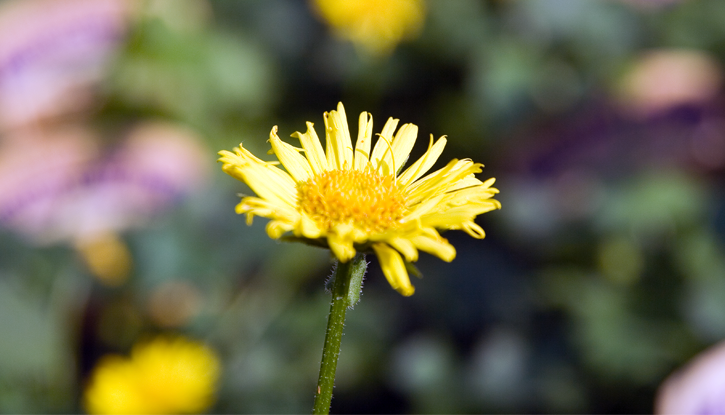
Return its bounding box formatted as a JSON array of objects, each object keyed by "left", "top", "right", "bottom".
[
  {"left": 386, "top": 236, "right": 419, "bottom": 262},
  {"left": 378, "top": 117, "right": 400, "bottom": 148},
  {"left": 405, "top": 159, "right": 483, "bottom": 206},
  {"left": 480, "top": 177, "right": 498, "bottom": 189},
  {"left": 296, "top": 214, "right": 324, "bottom": 239},
  {"left": 269, "top": 126, "right": 313, "bottom": 182},
  {"left": 328, "top": 223, "right": 356, "bottom": 262},
  {"left": 444, "top": 176, "right": 498, "bottom": 195},
  {"left": 373, "top": 243, "right": 414, "bottom": 296},
  {"left": 235, "top": 197, "right": 298, "bottom": 224},
  {"left": 436, "top": 185, "right": 501, "bottom": 208},
  {"left": 266, "top": 220, "right": 294, "bottom": 239},
  {"left": 219, "top": 146, "right": 298, "bottom": 209},
  {"left": 371, "top": 122, "right": 417, "bottom": 176},
  {"left": 416, "top": 184, "right": 501, "bottom": 232},
  {"left": 324, "top": 102, "right": 354, "bottom": 170},
  {"left": 400, "top": 192, "right": 447, "bottom": 222},
  {"left": 410, "top": 229, "right": 456, "bottom": 262},
  {"left": 370, "top": 117, "right": 399, "bottom": 175},
  {"left": 420, "top": 200, "right": 500, "bottom": 233},
  {"left": 389, "top": 123, "right": 418, "bottom": 174},
  {"left": 291, "top": 122, "right": 328, "bottom": 173},
  {"left": 462, "top": 221, "right": 486, "bottom": 238},
  {"left": 354, "top": 111, "right": 373, "bottom": 170},
  {"left": 399, "top": 134, "right": 447, "bottom": 187},
  {"left": 445, "top": 174, "right": 483, "bottom": 192}
]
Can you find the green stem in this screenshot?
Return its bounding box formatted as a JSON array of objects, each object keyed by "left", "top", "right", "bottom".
[{"left": 312, "top": 254, "right": 367, "bottom": 415}]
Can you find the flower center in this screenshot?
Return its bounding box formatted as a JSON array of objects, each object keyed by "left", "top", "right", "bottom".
[{"left": 298, "top": 168, "right": 407, "bottom": 233}]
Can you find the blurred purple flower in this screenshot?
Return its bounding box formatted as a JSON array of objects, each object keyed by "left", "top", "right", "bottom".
[
  {"left": 0, "top": 0, "right": 135, "bottom": 132},
  {"left": 656, "top": 341, "right": 725, "bottom": 414},
  {"left": 616, "top": 49, "right": 722, "bottom": 119},
  {"left": 0, "top": 122, "right": 209, "bottom": 244}
]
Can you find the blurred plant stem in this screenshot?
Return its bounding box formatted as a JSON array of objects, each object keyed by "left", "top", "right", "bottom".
[{"left": 312, "top": 254, "right": 367, "bottom": 415}]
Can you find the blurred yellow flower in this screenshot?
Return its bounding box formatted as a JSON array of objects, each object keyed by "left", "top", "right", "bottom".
[
  {"left": 84, "top": 336, "right": 220, "bottom": 414},
  {"left": 74, "top": 232, "right": 132, "bottom": 286},
  {"left": 219, "top": 103, "right": 500, "bottom": 296},
  {"left": 311, "top": 0, "right": 426, "bottom": 56}
]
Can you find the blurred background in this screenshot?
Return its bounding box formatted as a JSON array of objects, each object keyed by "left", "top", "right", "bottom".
[{"left": 1, "top": 0, "right": 724, "bottom": 412}]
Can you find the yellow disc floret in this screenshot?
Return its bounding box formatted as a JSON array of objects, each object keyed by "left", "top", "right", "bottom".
[{"left": 299, "top": 167, "right": 407, "bottom": 233}]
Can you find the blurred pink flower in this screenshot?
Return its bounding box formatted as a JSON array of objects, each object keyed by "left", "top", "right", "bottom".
[
  {"left": 0, "top": 125, "right": 99, "bottom": 241},
  {"left": 0, "top": 122, "right": 209, "bottom": 244},
  {"left": 616, "top": 49, "right": 722, "bottom": 118},
  {"left": 0, "top": 0, "right": 136, "bottom": 132},
  {"left": 656, "top": 341, "right": 725, "bottom": 414}
]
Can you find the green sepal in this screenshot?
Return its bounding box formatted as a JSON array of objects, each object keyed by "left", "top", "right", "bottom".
[
  {"left": 279, "top": 235, "right": 330, "bottom": 249},
  {"left": 405, "top": 261, "right": 423, "bottom": 279},
  {"left": 345, "top": 255, "right": 367, "bottom": 308}
]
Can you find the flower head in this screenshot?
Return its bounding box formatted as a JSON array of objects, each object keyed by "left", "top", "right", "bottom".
[
  {"left": 219, "top": 103, "right": 500, "bottom": 296},
  {"left": 311, "top": 0, "right": 426, "bottom": 56},
  {"left": 84, "top": 335, "right": 220, "bottom": 414}
]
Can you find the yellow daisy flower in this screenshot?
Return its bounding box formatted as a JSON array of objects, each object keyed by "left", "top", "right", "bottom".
[
  {"left": 84, "top": 335, "right": 220, "bottom": 414},
  {"left": 219, "top": 103, "right": 500, "bottom": 296},
  {"left": 311, "top": 0, "right": 426, "bottom": 56}
]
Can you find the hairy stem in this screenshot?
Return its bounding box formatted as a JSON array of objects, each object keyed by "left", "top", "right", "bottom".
[{"left": 312, "top": 254, "right": 366, "bottom": 414}]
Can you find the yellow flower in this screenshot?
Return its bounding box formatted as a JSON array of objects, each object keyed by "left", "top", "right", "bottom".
[
  {"left": 74, "top": 232, "right": 132, "bottom": 286},
  {"left": 311, "top": 0, "right": 426, "bottom": 56},
  {"left": 84, "top": 336, "right": 220, "bottom": 414},
  {"left": 219, "top": 103, "right": 500, "bottom": 296}
]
